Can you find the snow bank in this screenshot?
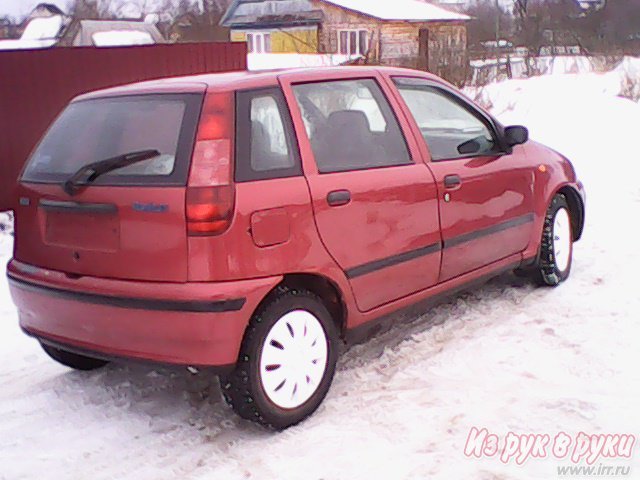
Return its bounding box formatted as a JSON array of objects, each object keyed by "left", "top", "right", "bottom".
[
  {"left": 469, "top": 56, "right": 640, "bottom": 113},
  {"left": 469, "top": 55, "right": 627, "bottom": 86},
  {"left": 536, "top": 55, "right": 597, "bottom": 75},
  {"left": 92, "top": 30, "right": 155, "bottom": 47},
  {"left": 0, "top": 38, "right": 57, "bottom": 51},
  {"left": 614, "top": 56, "right": 640, "bottom": 77},
  {"left": 21, "top": 15, "right": 64, "bottom": 40}
]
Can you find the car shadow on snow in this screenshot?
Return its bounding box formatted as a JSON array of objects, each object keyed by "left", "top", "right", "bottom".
[
  {"left": 38, "top": 271, "right": 535, "bottom": 436},
  {"left": 338, "top": 272, "right": 535, "bottom": 371}
]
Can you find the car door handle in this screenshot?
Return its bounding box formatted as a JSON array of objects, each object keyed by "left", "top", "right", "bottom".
[
  {"left": 327, "top": 190, "right": 351, "bottom": 207},
  {"left": 444, "top": 175, "right": 462, "bottom": 189}
]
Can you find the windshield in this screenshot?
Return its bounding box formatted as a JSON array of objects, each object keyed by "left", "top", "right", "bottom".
[{"left": 22, "top": 94, "right": 202, "bottom": 186}]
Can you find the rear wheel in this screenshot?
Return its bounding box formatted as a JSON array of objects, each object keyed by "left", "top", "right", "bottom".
[
  {"left": 534, "top": 194, "right": 574, "bottom": 286},
  {"left": 221, "top": 287, "right": 339, "bottom": 430},
  {"left": 40, "top": 343, "right": 109, "bottom": 371}
]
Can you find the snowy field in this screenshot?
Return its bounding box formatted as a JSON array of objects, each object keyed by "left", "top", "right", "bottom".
[{"left": 1, "top": 68, "right": 640, "bottom": 479}]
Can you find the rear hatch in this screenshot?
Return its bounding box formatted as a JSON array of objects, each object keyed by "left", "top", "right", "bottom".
[{"left": 14, "top": 87, "right": 204, "bottom": 282}]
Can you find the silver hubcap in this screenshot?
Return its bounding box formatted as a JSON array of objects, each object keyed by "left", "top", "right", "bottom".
[
  {"left": 259, "top": 310, "right": 328, "bottom": 409},
  {"left": 553, "top": 207, "right": 572, "bottom": 273}
]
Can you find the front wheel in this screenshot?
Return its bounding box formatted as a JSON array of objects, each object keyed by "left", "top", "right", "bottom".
[
  {"left": 41, "top": 343, "right": 109, "bottom": 371},
  {"left": 221, "top": 287, "right": 340, "bottom": 430},
  {"left": 535, "top": 194, "right": 574, "bottom": 286}
]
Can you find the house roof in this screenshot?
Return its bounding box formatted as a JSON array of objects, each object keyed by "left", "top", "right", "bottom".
[
  {"left": 221, "top": 0, "right": 323, "bottom": 28},
  {"left": 320, "top": 0, "right": 470, "bottom": 21},
  {"left": 221, "top": 0, "right": 469, "bottom": 27},
  {"left": 33, "top": 3, "right": 66, "bottom": 16},
  {"left": 21, "top": 15, "right": 64, "bottom": 40},
  {"left": 71, "top": 20, "right": 165, "bottom": 46},
  {"left": 0, "top": 14, "right": 64, "bottom": 50}
]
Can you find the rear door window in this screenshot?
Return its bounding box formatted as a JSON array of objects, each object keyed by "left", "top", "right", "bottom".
[
  {"left": 22, "top": 94, "right": 202, "bottom": 185},
  {"left": 292, "top": 79, "right": 411, "bottom": 173},
  {"left": 235, "top": 88, "right": 302, "bottom": 182}
]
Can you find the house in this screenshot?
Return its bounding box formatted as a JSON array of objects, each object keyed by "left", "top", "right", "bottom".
[
  {"left": 169, "top": 12, "right": 230, "bottom": 42},
  {"left": 11, "top": 2, "right": 66, "bottom": 38},
  {"left": 221, "top": 0, "right": 322, "bottom": 54},
  {"left": 0, "top": 15, "right": 67, "bottom": 50},
  {"left": 0, "top": 15, "right": 164, "bottom": 50},
  {"left": 57, "top": 20, "right": 164, "bottom": 47},
  {"left": 0, "top": 2, "right": 167, "bottom": 51},
  {"left": 221, "top": 0, "right": 470, "bottom": 84}
]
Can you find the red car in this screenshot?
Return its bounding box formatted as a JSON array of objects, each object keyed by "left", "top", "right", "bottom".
[{"left": 7, "top": 67, "right": 585, "bottom": 429}]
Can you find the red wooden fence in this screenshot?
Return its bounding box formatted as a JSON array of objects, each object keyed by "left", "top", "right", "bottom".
[{"left": 0, "top": 42, "right": 247, "bottom": 211}]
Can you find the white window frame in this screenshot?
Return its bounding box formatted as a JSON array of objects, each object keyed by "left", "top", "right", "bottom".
[
  {"left": 337, "top": 29, "right": 369, "bottom": 56},
  {"left": 247, "top": 32, "right": 271, "bottom": 53}
]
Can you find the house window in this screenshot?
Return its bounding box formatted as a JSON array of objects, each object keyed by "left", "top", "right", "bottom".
[
  {"left": 338, "top": 29, "right": 369, "bottom": 56},
  {"left": 247, "top": 32, "right": 271, "bottom": 53}
]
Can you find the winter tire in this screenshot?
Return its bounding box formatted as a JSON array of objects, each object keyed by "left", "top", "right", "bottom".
[
  {"left": 41, "top": 343, "right": 109, "bottom": 371},
  {"left": 220, "top": 287, "right": 339, "bottom": 430},
  {"left": 535, "top": 194, "right": 573, "bottom": 286}
]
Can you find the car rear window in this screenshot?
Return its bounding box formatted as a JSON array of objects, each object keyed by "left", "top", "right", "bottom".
[{"left": 22, "top": 94, "right": 202, "bottom": 186}]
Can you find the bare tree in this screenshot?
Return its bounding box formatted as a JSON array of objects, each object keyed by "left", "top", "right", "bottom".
[
  {"left": 113, "top": 0, "right": 165, "bottom": 18},
  {"left": 67, "top": 0, "right": 112, "bottom": 19},
  {"left": 513, "top": 0, "right": 529, "bottom": 21},
  {"left": 201, "top": 0, "right": 231, "bottom": 24},
  {"left": 580, "top": 0, "right": 640, "bottom": 54},
  {"left": 177, "top": 0, "right": 198, "bottom": 15},
  {"left": 168, "top": 0, "right": 231, "bottom": 42},
  {"left": 465, "top": 0, "right": 513, "bottom": 48}
]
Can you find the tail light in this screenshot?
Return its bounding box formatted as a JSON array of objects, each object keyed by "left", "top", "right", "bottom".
[{"left": 186, "top": 92, "right": 235, "bottom": 236}]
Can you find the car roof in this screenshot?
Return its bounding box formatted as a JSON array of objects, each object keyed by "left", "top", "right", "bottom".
[{"left": 75, "top": 66, "right": 442, "bottom": 101}]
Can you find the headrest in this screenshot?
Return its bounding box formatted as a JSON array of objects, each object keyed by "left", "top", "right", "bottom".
[{"left": 326, "top": 110, "right": 371, "bottom": 134}]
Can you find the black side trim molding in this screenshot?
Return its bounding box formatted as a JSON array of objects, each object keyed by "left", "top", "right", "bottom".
[
  {"left": 444, "top": 213, "right": 535, "bottom": 249},
  {"left": 343, "top": 213, "right": 534, "bottom": 279},
  {"left": 8, "top": 274, "right": 246, "bottom": 313},
  {"left": 346, "top": 243, "right": 441, "bottom": 279}
]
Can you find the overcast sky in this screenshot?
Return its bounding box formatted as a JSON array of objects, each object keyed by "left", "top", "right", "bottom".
[{"left": 0, "top": 0, "right": 71, "bottom": 19}]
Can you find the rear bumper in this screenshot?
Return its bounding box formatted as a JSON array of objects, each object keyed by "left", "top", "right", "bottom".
[{"left": 7, "top": 259, "right": 281, "bottom": 367}]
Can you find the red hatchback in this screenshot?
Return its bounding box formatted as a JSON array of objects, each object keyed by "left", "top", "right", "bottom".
[{"left": 7, "top": 67, "right": 585, "bottom": 429}]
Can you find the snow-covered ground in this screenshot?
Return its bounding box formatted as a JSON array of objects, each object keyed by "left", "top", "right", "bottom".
[
  {"left": 1, "top": 70, "right": 640, "bottom": 479},
  {"left": 470, "top": 54, "right": 640, "bottom": 91}
]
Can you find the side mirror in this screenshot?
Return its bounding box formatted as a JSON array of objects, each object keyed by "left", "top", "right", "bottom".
[{"left": 504, "top": 125, "right": 529, "bottom": 147}]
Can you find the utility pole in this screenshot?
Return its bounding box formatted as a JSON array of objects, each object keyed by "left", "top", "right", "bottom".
[{"left": 495, "top": 0, "right": 501, "bottom": 45}]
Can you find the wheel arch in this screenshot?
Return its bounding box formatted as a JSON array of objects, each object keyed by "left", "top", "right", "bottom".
[
  {"left": 250, "top": 273, "right": 349, "bottom": 339},
  {"left": 555, "top": 185, "right": 585, "bottom": 242}
]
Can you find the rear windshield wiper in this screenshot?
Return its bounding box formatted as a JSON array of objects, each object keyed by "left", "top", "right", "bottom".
[{"left": 63, "top": 149, "right": 160, "bottom": 196}]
